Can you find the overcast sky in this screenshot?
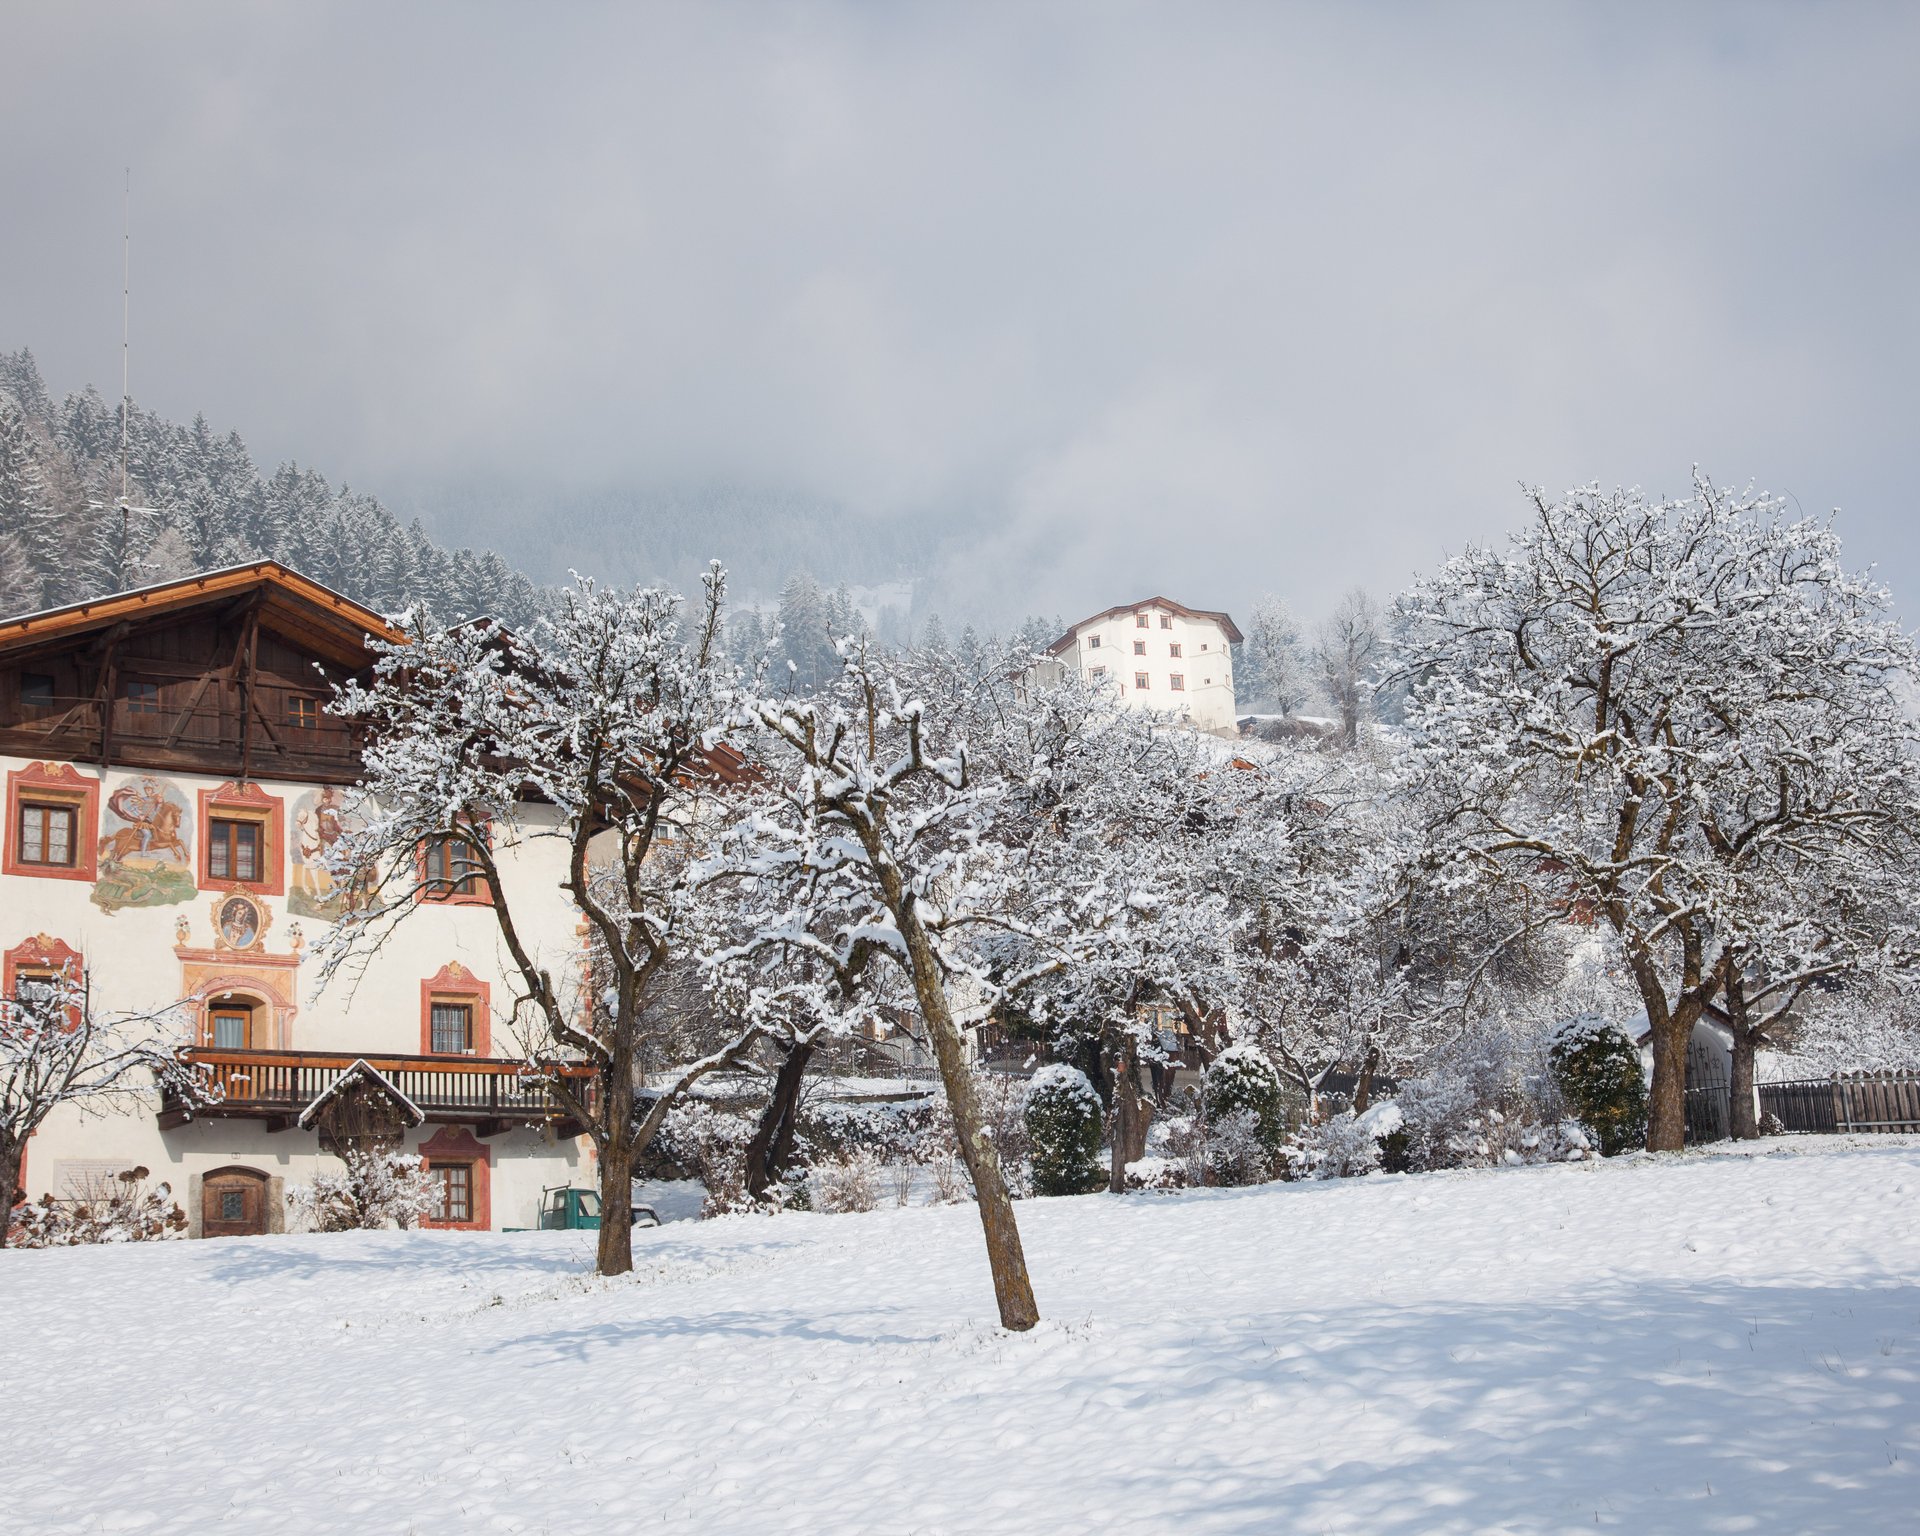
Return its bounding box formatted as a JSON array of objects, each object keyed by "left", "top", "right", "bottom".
[{"left": 4, "top": 1, "right": 1917, "bottom": 626}]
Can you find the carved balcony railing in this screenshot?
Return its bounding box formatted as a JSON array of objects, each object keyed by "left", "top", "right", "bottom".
[{"left": 158, "top": 1048, "right": 595, "bottom": 1137}]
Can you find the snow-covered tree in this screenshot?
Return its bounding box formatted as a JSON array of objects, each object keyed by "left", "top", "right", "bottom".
[
  {"left": 1314, "top": 588, "right": 1383, "bottom": 745},
  {"left": 1238, "top": 594, "right": 1316, "bottom": 717},
  {"left": 1, "top": 972, "right": 206, "bottom": 1245},
  {"left": 695, "top": 634, "right": 1066, "bottom": 1328},
  {"left": 319, "top": 567, "right": 774, "bottom": 1277},
  {"left": 1393, "top": 477, "right": 1920, "bottom": 1150}
]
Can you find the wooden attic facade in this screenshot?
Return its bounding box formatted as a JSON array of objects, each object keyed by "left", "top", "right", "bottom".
[{"left": 0, "top": 563, "right": 398, "bottom": 785}]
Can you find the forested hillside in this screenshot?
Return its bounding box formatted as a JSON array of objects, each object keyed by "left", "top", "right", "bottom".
[{"left": 0, "top": 348, "right": 543, "bottom": 625}]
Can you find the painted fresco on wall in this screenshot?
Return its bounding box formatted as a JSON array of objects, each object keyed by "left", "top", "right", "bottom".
[
  {"left": 288, "top": 786, "right": 369, "bottom": 921},
  {"left": 92, "top": 776, "right": 196, "bottom": 913}
]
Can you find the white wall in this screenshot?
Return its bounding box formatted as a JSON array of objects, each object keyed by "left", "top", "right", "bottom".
[
  {"left": 1039, "top": 603, "right": 1238, "bottom": 733},
  {"left": 4, "top": 754, "right": 589, "bottom": 1228}
]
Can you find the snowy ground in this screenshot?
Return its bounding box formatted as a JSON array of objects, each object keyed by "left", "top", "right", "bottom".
[{"left": 5, "top": 1137, "right": 1918, "bottom": 1535}]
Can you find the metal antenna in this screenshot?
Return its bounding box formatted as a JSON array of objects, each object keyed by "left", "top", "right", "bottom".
[{"left": 120, "top": 167, "right": 131, "bottom": 519}]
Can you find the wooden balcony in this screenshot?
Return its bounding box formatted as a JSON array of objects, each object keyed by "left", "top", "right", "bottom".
[{"left": 158, "top": 1048, "right": 595, "bottom": 1137}]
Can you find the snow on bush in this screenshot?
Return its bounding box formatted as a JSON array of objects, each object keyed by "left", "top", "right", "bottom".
[
  {"left": 8, "top": 1167, "right": 187, "bottom": 1246},
  {"left": 1547, "top": 1013, "right": 1649, "bottom": 1156},
  {"left": 287, "top": 1148, "right": 435, "bottom": 1232},
  {"left": 656, "top": 1101, "right": 761, "bottom": 1217},
  {"left": 1387, "top": 1026, "right": 1589, "bottom": 1172},
  {"left": 1285, "top": 1101, "right": 1404, "bottom": 1180},
  {"left": 1123, "top": 1156, "right": 1189, "bottom": 1193},
  {"left": 810, "top": 1148, "right": 885, "bottom": 1214},
  {"left": 1202, "top": 1046, "right": 1289, "bottom": 1185},
  {"left": 1023, "top": 1064, "right": 1104, "bottom": 1196}
]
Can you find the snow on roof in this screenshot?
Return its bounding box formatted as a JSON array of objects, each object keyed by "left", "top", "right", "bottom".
[
  {"left": 294, "top": 1059, "right": 427, "bottom": 1130},
  {"left": 1046, "top": 596, "right": 1244, "bottom": 654}
]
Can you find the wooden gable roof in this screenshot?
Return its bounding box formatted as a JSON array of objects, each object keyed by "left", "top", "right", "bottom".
[
  {"left": 1046, "top": 596, "right": 1244, "bottom": 656},
  {"left": 0, "top": 561, "right": 400, "bottom": 670}
]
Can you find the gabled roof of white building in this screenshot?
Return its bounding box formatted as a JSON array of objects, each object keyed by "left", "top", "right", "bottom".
[{"left": 1046, "top": 596, "right": 1244, "bottom": 655}]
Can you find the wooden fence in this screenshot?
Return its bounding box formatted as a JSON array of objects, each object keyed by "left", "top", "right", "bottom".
[{"left": 1757, "top": 1071, "right": 1920, "bottom": 1135}]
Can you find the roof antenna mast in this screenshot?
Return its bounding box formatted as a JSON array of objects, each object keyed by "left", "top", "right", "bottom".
[{"left": 120, "top": 166, "right": 131, "bottom": 520}]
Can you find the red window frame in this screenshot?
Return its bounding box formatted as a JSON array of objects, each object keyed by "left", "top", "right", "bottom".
[
  {"left": 1169, "top": 673, "right": 1186, "bottom": 691},
  {"left": 196, "top": 783, "right": 285, "bottom": 896},
  {"left": 419, "top": 817, "right": 494, "bottom": 905},
  {"left": 419, "top": 962, "right": 492, "bottom": 1055},
  {"left": 419, "top": 1126, "right": 492, "bottom": 1230},
  {"left": 4, "top": 764, "right": 100, "bottom": 884},
  {"left": 1134, "top": 671, "right": 1150, "bottom": 690}
]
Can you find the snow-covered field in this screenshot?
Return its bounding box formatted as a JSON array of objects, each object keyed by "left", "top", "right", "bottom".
[{"left": 6, "top": 1139, "right": 1918, "bottom": 1535}]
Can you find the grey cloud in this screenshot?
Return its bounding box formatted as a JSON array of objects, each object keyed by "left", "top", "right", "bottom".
[{"left": 3, "top": 1, "right": 1916, "bottom": 625}]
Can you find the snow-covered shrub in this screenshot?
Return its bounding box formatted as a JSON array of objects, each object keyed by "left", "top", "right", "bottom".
[
  {"left": 1389, "top": 1026, "right": 1574, "bottom": 1172},
  {"left": 1202, "top": 1046, "right": 1289, "bottom": 1185},
  {"left": 976, "top": 1068, "right": 1032, "bottom": 1193},
  {"left": 1123, "top": 1157, "right": 1189, "bottom": 1193},
  {"left": 9, "top": 1167, "right": 187, "bottom": 1246},
  {"left": 1285, "top": 1101, "right": 1404, "bottom": 1180},
  {"left": 1547, "top": 1014, "right": 1648, "bottom": 1156},
  {"left": 810, "top": 1148, "right": 884, "bottom": 1213},
  {"left": 287, "top": 1148, "right": 435, "bottom": 1232},
  {"left": 1023, "top": 1064, "right": 1104, "bottom": 1196},
  {"left": 657, "top": 1101, "right": 760, "bottom": 1216},
  {"left": 915, "top": 1100, "right": 971, "bottom": 1202}
]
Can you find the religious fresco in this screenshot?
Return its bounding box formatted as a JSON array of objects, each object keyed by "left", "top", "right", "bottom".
[
  {"left": 91, "top": 775, "right": 196, "bottom": 913},
  {"left": 287, "top": 786, "right": 370, "bottom": 921}
]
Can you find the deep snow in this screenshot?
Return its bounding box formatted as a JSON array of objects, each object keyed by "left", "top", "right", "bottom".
[{"left": 4, "top": 1137, "right": 1917, "bottom": 1534}]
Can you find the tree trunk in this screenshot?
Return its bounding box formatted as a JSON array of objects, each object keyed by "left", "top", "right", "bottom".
[
  {"left": 1723, "top": 975, "right": 1760, "bottom": 1141},
  {"left": 1107, "top": 1036, "right": 1152, "bottom": 1193},
  {"left": 0, "top": 1137, "right": 20, "bottom": 1249},
  {"left": 1351, "top": 1044, "right": 1380, "bottom": 1114},
  {"left": 596, "top": 1135, "right": 635, "bottom": 1276},
  {"left": 744, "top": 1039, "right": 815, "bottom": 1201},
  {"left": 899, "top": 914, "right": 1039, "bottom": 1331},
  {"left": 1645, "top": 1009, "right": 1692, "bottom": 1152},
  {"left": 596, "top": 1052, "right": 636, "bottom": 1276}
]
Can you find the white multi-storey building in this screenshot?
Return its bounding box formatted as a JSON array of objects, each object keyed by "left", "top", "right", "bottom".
[
  {"left": 0, "top": 563, "right": 589, "bottom": 1236},
  {"left": 1037, "top": 597, "right": 1242, "bottom": 734}
]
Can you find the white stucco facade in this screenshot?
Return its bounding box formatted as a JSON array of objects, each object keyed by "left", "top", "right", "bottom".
[
  {"left": 1036, "top": 597, "right": 1242, "bottom": 734},
  {"left": 4, "top": 754, "right": 589, "bottom": 1233}
]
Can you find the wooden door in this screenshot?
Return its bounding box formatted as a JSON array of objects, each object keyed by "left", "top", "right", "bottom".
[{"left": 201, "top": 1167, "right": 269, "bottom": 1237}]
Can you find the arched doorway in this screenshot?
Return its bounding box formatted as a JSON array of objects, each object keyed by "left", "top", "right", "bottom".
[{"left": 201, "top": 1166, "right": 270, "bottom": 1237}]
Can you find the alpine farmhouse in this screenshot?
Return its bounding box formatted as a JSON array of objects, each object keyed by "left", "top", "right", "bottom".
[
  {"left": 0, "top": 563, "right": 589, "bottom": 1235},
  {"left": 1035, "top": 597, "right": 1243, "bottom": 735}
]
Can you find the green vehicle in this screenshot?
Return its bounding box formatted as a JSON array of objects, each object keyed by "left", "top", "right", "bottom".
[{"left": 512, "top": 1186, "right": 661, "bottom": 1232}]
